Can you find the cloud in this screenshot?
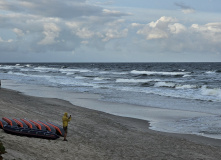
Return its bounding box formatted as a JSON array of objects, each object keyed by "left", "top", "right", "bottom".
[
  {"left": 38, "top": 23, "right": 61, "bottom": 45},
  {"left": 191, "top": 23, "right": 221, "bottom": 43},
  {"left": 102, "top": 28, "right": 128, "bottom": 42},
  {"left": 0, "top": 0, "right": 221, "bottom": 62},
  {"left": 168, "top": 23, "right": 186, "bottom": 34},
  {"left": 0, "top": 0, "right": 132, "bottom": 58},
  {"left": 102, "top": 9, "right": 131, "bottom": 17},
  {"left": 13, "top": 28, "right": 25, "bottom": 37},
  {"left": 175, "top": 2, "right": 195, "bottom": 14},
  {"left": 136, "top": 16, "right": 185, "bottom": 40},
  {"left": 133, "top": 16, "right": 221, "bottom": 54},
  {"left": 0, "top": 0, "right": 103, "bottom": 19},
  {"left": 0, "top": 37, "right": 13, "bottom": 43}
]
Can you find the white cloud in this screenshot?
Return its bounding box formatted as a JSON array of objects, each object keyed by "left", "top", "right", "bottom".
[
  {"left": 0, "top": 37, "right": 13, "bottom": 43},
  {"left": 168, "top": 23, "right": 186, "bottom": 34},
  {"left": 182, "top": 8, "right": 195, "bottom": 14},
  {"left": 65, "top": 21, "right": 82, "bottom": 29},
  {"left": 133, "top": 16, "right": 221, "bottom": 55},
  {"left": 102, "top": 9, "right": 131, "bottom": 16},
  {"left": 102, "top": 28, "right": 128, "bottom": 41},
  {"left": 103, "top": 9, "right": 121, "bottom": 14},
  {"left": 131, "top": 23, "right": 143, "bottom": 28},
  {"left": 0, "top": 0, "right": 221, "bottom": 62},
  {"left": 76, "top": 28, "right": 95, "bottom": 39},
  {"left": 38, "top": 23, "right": 61, "bottom": 45},
  {"left": 149, "top": 16, "right": 177, "bottom": 28},
  {"left": 191, "top": 23, "right": 221, "bottom": 42},
  {"left": 13, "top": 28, "right": 25, "bottom": 37},
  {"left": 137, "top": 16, "right": 179, "bottom": 40}
]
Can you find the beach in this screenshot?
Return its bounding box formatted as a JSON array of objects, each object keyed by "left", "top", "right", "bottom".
[{"left": 1, "top": 88, "right": 221, "bottom": 159}]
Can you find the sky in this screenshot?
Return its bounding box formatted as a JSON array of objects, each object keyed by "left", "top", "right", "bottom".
[{"left": 0, "top": 0, "right": 221, "bottom": 62}]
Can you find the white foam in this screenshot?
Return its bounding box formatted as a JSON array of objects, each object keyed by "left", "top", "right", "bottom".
[
  {"left": 175, "top": 84, "right": 197, "bottom": 89},
  {"left": 206, "top": 71, "right": 216, "bottom": 74},
  {"left": 8, "top": 71, "right": 27, "bottom": 76},
  {"left": 131, "top": 70, "right": 190, "bottom": 76},
  {"left": 75, "top": 76, "right": 86, "bottom": 79},
  {"left": 94, "top": 77, "right": 105, "bottom": 81},
  {"left": 183, "top": 75, "right": 192, "bottom": 77},
  {"left": 34, "top": 67, "right": 59, "bottom": 72},
  {"left": 154, "top": 82, "right": 176, "bottom": 88},
  {"left": 201, "top": 86, "right": 221, "bottom": 98},
  {"left": 112, "top": 72, "right": 128, "bottom": 75},
  {"left": 65, "top": 72, "right": 75, "bottom": 75},
  {"left": 0, "top": 65, "right": 15, "bottom": 70},
  {"left": 116, "top": 79, "right": 158, "bottom": 83}
]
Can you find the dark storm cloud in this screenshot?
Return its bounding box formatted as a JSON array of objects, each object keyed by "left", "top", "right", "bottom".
[{"left": 174, "top": 2, "right": 195, "bottom": 14}]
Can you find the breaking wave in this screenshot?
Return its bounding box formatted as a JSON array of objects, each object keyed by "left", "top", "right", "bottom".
[{"left": 131, "top": 70, "right": 190, "bottom": 76}]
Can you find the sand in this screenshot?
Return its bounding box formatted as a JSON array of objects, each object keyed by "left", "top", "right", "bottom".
[{"left": 1, "top": 88, "right": 221, "bottom": 160}]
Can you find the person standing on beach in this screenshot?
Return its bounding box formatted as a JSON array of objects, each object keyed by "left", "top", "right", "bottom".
[{"left": 62, "top": 112, "right": 71, "bottom": 141}]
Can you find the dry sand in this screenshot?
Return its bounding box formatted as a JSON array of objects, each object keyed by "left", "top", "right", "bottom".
[{"left": 1, "top": 88, "right": 221, "bottom": 160}]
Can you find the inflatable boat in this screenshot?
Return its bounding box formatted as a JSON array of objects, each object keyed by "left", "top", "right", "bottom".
[
  {"left": 46, "top": 122, "right": 65, "bottom": 137},
  {"left": 2, "top": 117, "right": 17, "bottom": 126},
  {"left": 21, "top": 119, "right": 38, "bottom": 129},
  {"left": 1, "top": 117, "right": 64, "bottom": 140},
  {"left": 37, "top": 121, "right": 56, "bottom": 133},
  {"left": 0, "top": 119, "right": 7, "bottom": 128},
  {"left": 3, "top": 125, "right": 59, "bottom": 140}
]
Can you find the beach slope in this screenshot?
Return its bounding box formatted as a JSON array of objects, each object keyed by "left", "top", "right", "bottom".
[{"left": 1, "top": 88, "right": 221, "bottom": 160}]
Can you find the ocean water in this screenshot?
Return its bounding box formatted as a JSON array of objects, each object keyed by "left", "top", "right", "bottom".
[{"left": 1, "top": 62, "right": 221, "bottom": 139}]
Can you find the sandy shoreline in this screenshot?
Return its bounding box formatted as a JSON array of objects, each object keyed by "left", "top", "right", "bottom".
[{"left": 1, "top": 88, "right": 221, "bottom": 159}]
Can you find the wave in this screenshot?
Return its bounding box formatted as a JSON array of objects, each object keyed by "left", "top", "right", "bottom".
[
  {"left": 205, "top": 71, "right": 216, "bottom": 74},
  {"left": 71, "top": 69, "right": 92, "bottom": 73},
  {"left": 175, "top": 84, "right": 198, "bottom": 89},
  {"left": 34, "top": 67, "right": 59, "bottom": 73},
  {"left": 23, "top": 64, "right": 31, "bottom": 67},
  {"left": 116, "top": 78, "right": 159, "bottom": 83},
  {"left": 94, "top": 77, "right": 106, "bottom": 81},
  {"left": 154, "top": 82, "right": 198, "bottom": 89},
  {"left": 8, "top": 71, "right": 28, "bottom": 76},
  {"left": 154, "top": 82, "right": 176, "bottom": 88},
  {"left": 75, "top": 76, "right": 87, "bottom": 79},
  {"left": 0, "top": 65, "right": 16, "bottom": 70},
  {"left": 131, "top": 70, "right": 190, "bottom": 76},
  {"left": 201, "top": 86, "right": 221, "bottom": 98},
  {"left": 183, "top": 75, "right": 192, "bottom": 77}
]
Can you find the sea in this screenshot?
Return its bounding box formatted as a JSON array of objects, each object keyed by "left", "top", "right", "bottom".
[{"left": 1, "top": 62, "right": 221, "bottom": 139}]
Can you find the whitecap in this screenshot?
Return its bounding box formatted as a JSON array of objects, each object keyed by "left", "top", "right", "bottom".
[
  {"left": 116, "top": 79, "right": 158, "bottom": 83},
  {"left": 175, "top": 84, "right": 197, "bottom": 89},
  {"left": 75, "top": 76, "right": 86, "bottom": 79},
  {"left": 131, "top": 70, "right": 190, "bottom": 76},
  {"left": 154, "top": 82, "right": 176, "bottom": 88},
  {"left": 94, "top": 77, "right": 104, "bottom": 81},
  {"left": 201, "top": 86, "right": 221, "bottom": 98},
  {"left": 205, "top": 71, "right": 216, "bottom": 74}
]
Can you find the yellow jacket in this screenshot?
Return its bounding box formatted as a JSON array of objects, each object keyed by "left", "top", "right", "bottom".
[{"left": 62, "top": 112, "right": 71, "bottom": 127}]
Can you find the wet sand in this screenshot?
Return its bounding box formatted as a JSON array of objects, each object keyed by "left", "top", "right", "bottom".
[{"left": 1, "top": 88, "right": 221, "bottom": 160}]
